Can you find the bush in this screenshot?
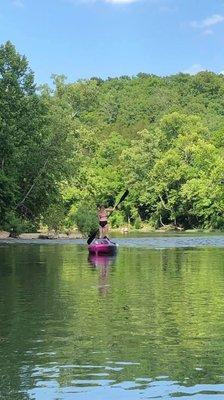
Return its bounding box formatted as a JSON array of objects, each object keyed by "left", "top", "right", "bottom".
[
  {"left": 3, "top": 211, "right": 33, "bottom": 236},
  {"left": 74, "top": 203, "right": 98, "bottom": 237},
  {"left": 110, "top": 212, "right": 125, "bottom": 228},
  {"left": 43, "top": 204, "right": 66, "bottom": 233},
  {"left": 134, "top": 216, "right": 142, "bottom": 229}
]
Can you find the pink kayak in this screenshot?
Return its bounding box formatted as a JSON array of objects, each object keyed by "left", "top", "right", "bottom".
[{"left": 88, "top": 237, "right": 117, "bottom": 255}]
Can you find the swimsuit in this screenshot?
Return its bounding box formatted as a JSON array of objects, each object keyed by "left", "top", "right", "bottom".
[
  {"left": 99, "top": 209, "right": 108, "bottom": 228},
  {"left": 99, "top": 221, "right": 108, "bottom": 228}
]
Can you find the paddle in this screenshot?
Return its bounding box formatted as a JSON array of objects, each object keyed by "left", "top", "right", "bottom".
[{"left": 87, "top": 189, "right": 129, "bottom": 245}]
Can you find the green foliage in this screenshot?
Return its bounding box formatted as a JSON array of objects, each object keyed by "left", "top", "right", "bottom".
[
  {"left": 0, "top": 42, "right": 77, "bottom": 230},
  {"left": 0, "top": 170, "right": 17, "bottom": 222},
  {"left": 74, "top": 203, "right": 98, "bottom": 237},
  {"left": 0, "top": 41, "right": 224, "bottom": 232},
  {"left": 110, "top": 211, "right": 125, "bottom": 228},
  {"left": 3, "top": 211, "right": 34, "bottom": 236},
  {"left": 43, "top": 203, "right": 66, "bottom": 233},
  {"left": 134, "top": 216, "right": 142, "bottom": 229}
]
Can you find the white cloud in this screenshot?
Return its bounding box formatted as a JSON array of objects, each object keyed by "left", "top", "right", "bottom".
[
  {"left": 183, "top": 64, "right": 205, "bottom": 75},
  {"left": 105, "top": 0, "right": 139, "bottom": 3},
  {"left": 190, "top": 14, "right": 224, "bottom": 29},
  {"left": 65, "top": 0, "right": 144, "bottom": 5},
  {"left": 202, "top": 29, "right": 213, "bottom": 36},
  {"left": 64, "top": 0, "right": 174, "bottom": 7}
]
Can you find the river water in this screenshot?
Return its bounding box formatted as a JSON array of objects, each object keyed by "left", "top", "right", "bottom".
[{"left": 1, "top": 234, "right": 224, "bottom": 399}]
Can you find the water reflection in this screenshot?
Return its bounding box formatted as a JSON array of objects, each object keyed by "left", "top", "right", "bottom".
[
  {"left": 1, "top": 242, "right": 224, "bottom": 399},
  {"left": 88, "top": 254, "right": 117, "bottom": 296},
  {"left": 88, "top": 254, "right": 116, "bottom": 268}
]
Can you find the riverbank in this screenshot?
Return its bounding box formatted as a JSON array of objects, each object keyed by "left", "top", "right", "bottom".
[
  {"left": 111, "top": 225, "right": 221, "bottom": 234},
  {"left": 0, "top": 231, "right": 83, "bottom": 240},
  {"left": 0, "top": 226, "right": 222, "bottom": 241}
]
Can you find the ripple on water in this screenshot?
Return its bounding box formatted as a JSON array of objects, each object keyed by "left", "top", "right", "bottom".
[
  {"left": 1, "top": 241, "right": 224, "bottom": 399},
  {"left": 116, "top": 235, "right": 224, "bottom": 249},
  {"left": 28, "top": 376, "right": 224, "bottom": 399}
]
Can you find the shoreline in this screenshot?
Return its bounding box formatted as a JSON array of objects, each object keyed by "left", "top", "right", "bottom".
[
  {"left": 0, "top": 232, "right": 83, "bottom": 240},
  {"left": 0, "top": 228, "right": 223, "bottom": 241}
]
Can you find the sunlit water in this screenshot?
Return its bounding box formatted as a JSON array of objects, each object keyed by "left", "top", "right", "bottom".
[{"left": 1, "top": 234, "right": 224, "bottom": 399}]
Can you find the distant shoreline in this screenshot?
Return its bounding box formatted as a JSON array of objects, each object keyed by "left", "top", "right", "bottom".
[
  {"left": 0, "top": 232, "right": 83, "bottom": 240},
  {"left": 0, "top": 228, "right": 223, "bottom": 241}
]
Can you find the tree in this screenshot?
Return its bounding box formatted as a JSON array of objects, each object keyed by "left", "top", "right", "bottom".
[
  {"left": 0, "top": 41, "right": 45, "bottom": 225},
  {"left": 0, "top": 42, "right": 78, "bottom": 230}
]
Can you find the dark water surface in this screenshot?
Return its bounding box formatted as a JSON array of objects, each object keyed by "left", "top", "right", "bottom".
[{"left": 1, "top": 235, "right": 224, "bottom": 399}]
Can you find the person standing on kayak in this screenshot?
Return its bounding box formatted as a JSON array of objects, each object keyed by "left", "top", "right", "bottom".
[{"left": 98, "top": 205, "right": 114, "bottom": 238}]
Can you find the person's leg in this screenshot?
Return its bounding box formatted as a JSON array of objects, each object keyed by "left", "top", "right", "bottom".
[
  {"left": 99, "top": 222, "right": 103, "bottom": 238},
  {"left": 102, "top": 223, "right": 109, "bottom": 238}
]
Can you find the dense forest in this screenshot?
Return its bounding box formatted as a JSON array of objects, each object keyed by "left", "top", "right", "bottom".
[{"left": 0, "top": 41, "right": 223, "bottom": 234}]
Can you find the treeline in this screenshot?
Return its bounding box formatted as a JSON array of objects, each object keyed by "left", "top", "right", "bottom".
[{"left": 0, "top": 41, "right": 223, "bottom": 234}]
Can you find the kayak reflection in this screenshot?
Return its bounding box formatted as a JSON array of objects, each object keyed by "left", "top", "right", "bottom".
[
  {"left": 88, "top": 254, "right": 117, "bottom": 296},
  {"left": 88, "top": 254, "right": 116, "bottom": 268}
]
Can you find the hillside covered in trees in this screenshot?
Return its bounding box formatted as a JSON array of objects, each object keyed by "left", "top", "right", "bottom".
[{"left": 0, "top": 41, "right": 224, "bottom": 234}]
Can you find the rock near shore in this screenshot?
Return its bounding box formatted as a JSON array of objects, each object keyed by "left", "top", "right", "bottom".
[
  {"left": 0, "top": 231, "right": 10, "bottom": 239},
  {"left": 0, "top": 232, "right": 83, "bottom": 240}
]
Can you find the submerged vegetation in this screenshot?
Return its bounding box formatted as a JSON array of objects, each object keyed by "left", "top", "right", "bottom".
[{"left": 0, "top": 41, "right": 224, "bottom": 234}]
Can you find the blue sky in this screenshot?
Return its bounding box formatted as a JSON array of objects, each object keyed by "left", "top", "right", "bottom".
[{"left": 1, "top": 0, "right": 224, "bottom": 84}]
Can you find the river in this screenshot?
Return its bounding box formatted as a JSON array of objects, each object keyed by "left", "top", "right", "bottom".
[{"left": 0, "top": 234, "right": 224, "bottom": 399}]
